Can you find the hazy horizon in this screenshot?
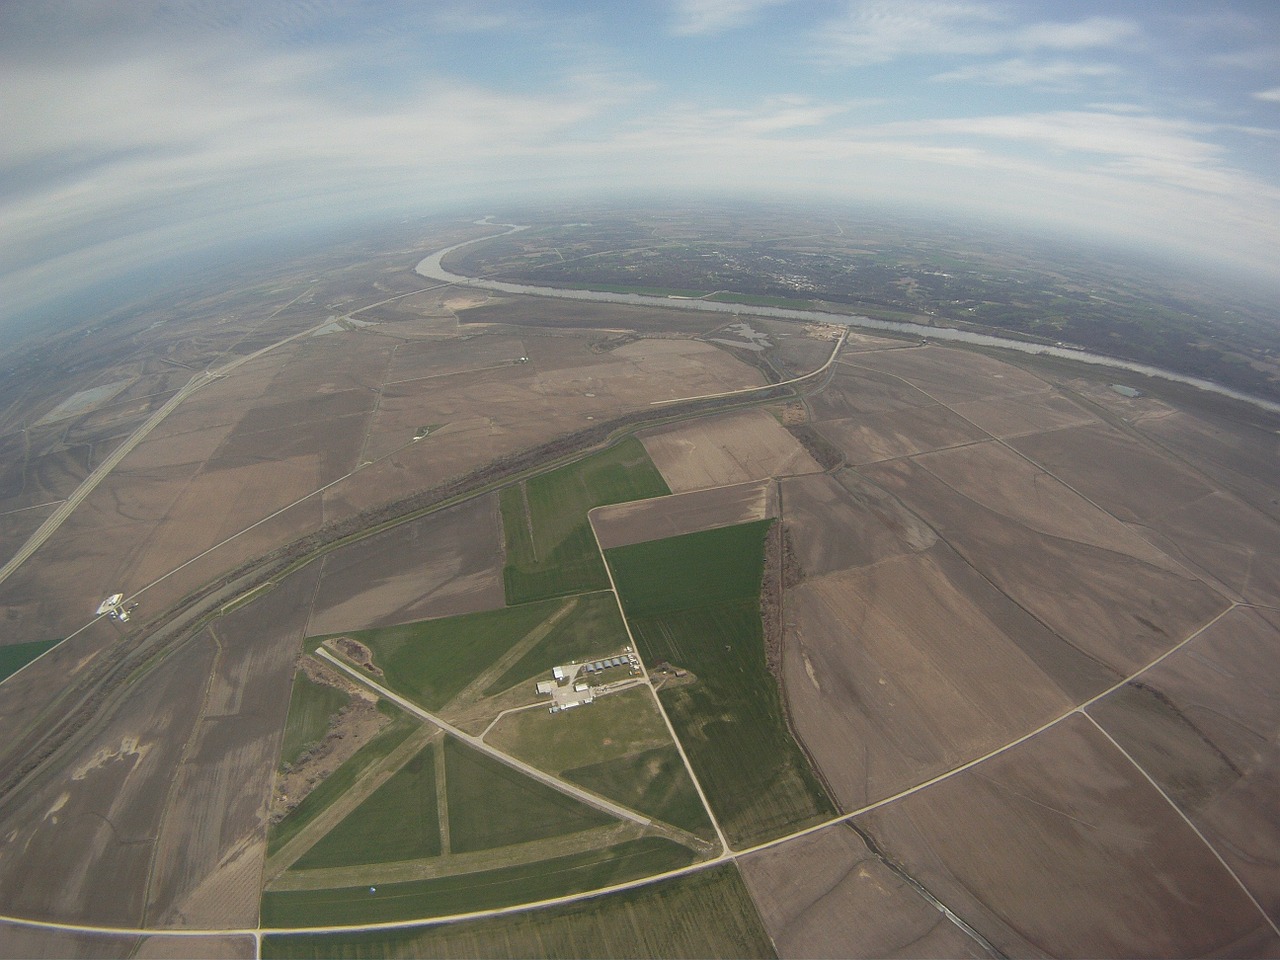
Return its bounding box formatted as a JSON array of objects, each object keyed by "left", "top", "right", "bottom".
[{"left": 4, "top": 1, "right": 1280, "bottom": 331}]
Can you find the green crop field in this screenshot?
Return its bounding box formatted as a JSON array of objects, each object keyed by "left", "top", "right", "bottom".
[
  {"left": 0, "top": 638, "right": 60, "bottom": 683},
  {"left": 280, "top": 670, "right": 351, "bottom": 769},
  {"left": 290, "top": 742, "right": 441, "bottom": 871},
  {"left": 608, "top": 522, "right": 836, "bottom": 847},
  {"left": 502, "top": 438, "right": 669, "bottom": 605},
  {"left": 262, "top": 863, "right": 775, "bottom": 958},
  {"left": 485, "top": 686, "right": 671, "bottom": 775},
  {"left": 260, "top": 837, "right": 697, "bottom": 928},
  {"left": 607, "top": 519, "right": 774, "bottom": 617},
  {"left": 312, "top": 598, "right": 567, "bottom": 712},
  {"left": 268, "top": 704, "right": 420, "bottom": 858},
  {"left": 565, "top": 746, "right": 715, "bottom": 841},
  {"left": 444, "top": 737, "right": 614, "bottom": 853},
  {"left": 483, "top": 592, "right": 628, "bottom": 697}
]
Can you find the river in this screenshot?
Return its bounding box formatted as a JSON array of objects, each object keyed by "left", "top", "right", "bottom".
[{"left": 416, "top": 224, "right": 1280, "bottom": 417}]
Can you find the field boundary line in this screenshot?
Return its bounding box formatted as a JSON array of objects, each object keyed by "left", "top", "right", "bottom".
[{"left": 1081, "top": 711, "right": 1279, "bottom": 937}]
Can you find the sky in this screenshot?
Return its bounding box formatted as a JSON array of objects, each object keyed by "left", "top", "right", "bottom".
[{"left": 3, "top": 0, "right": 1280, "bottom": 328}]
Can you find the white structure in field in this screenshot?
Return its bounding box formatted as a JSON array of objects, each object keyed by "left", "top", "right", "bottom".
[{"left": 96, "top": 593, "right": 131, "bottom": 621}]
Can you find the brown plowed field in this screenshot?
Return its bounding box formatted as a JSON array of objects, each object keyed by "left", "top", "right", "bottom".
[
  {"left": 307, "top": 493, "right": 505, "bottom": 635},
  {"left": 386, "top": 335, "right": 526, "bottom": 383},
  {"left": 0, "top": 632, "right": 219, "bottom": 926},
  {"left": 145, "top": 566, "right": 323, "bottom": 928},
  {"left": 909, "top": 440, "right": 1179, "bottom": 566},
  {"left": 856, "top": 714, "right": 1279, "bottom": 958},
  {"left": 816, "top": 404, "right": 986, "bottom": 464},
  {"left": 1132, "top": 405, "right": 1280, "bottom": 520},
  {"left": 779, "top": 471, "right": 937, "bottom": 578},
  {"left": 0, "top": 923, "right": 139, "bottom": 959},
  {"left": 458, "top": 295, "right": 726, "bottom": 334},
  {"left": 807, "top": 364, "right": 933, "bottom": 421},
  {"left": 851, "top": 346, "right": 1053, "bottom": 403},
  {"left": 740, "top": 822, "right": 996, "bottom": 959},
  {"left": 948, "top": 389, "right": 1097, "bottom": 438},
  {"left": 640, "top": 408, "right": 821, "bottom": 492},
  {"left": 863, "top": 456, "right": 1227, "bottom": 675},
  {"left": 783, "top": 543, "right": 1076, "bottom": 809},
  {"left": 590, "top": 479, "right": 775, "bottom": 549},
  {"left": 133, "top": 934, "right": 256, "bottom": 959},
  {"left": 1089, "top": 604, "right": 1280, "bottom": 918},
  {"left": 1010, "top": 421, "right": 1214, "bottom": 523}
]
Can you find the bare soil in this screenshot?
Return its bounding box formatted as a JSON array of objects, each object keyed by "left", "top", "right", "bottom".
[
  {"left": 783, "top": 542, "right": 1075, "bottom": 809},
  {"left": 457, "top": 295, "right": 727, "bottom": 335},
  {"left": 779, "top": 471, "right": 937, "bottom": 578},
  {"left": 0, "top": 630, "right": 219, "bottom": 926},
  {"left": 856, "top": 713, "right": 1279, "bottom": 958},
  {"left": 590, "top": 479, "right": 775, "bottom": 549},
  {"left": 640, "top": 408, "right": 822, "bottom": 493},
  {"left": 144, "top": 566, "right": 325, "bottom": 929},
  {"left": 1089, "top": 604, "right": 1280, "bottom": 917},
  {"left": 863, "top": 455, "right": 1228, "bottom": 675},
  {"left": 950, "top": 389, "right": 1097, "bottom": 438},
  {"left": 740, "top": 821, "right": 996, "bottom": 958},
  {"left": 306, "top": 492, "right": 504, "bottom": 635},
  {"left": 816, "top": 404, "right": 987, "bottom": 464},
  {"left": 851, "top": 345, "right": 1053, "bottom": 404},
  {"left": 806, "top": 363, "right": 933, "bottom": 421}
]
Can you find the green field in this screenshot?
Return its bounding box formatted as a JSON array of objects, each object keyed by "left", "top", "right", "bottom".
[
  {"left": 312, "top": 598, "right": 567, "bottom": 712},
  {"left": 291, "top": 742, "right": 441, "bottom": 870},
  {"left": 607, "top": 519, "right": 774, "bottom": 617},
  {"left": 262, "top": 863, "right": 775, "bottom": 958},
  {"left": 486, "top": 686, "right": 670, "bottom": 775},
  {"left": 608, "top": 522, "right": 836, "bottom": 847},
  {"left": 445, "top": 737, "right": 614, "bottom": 853},
  {"left": 483, "top": 592, "right": 629, "bottom": 696},
  {"left": 565, "top": 746, "right": 715, "bottom": 841},
  {"left": 280, "top": 671, "right": 351, "bottom": 768},
  {"left": 0, "top": 638, "right": 60, "bottom": 683},
  {"left": 260, "top": 837, "right": 697, "bottom": 927},
  {"left": 268, "top": 704, "right": 420, "bottom": 858},
  {"left": 501, "top": 438, "right": 669, "bottom": 604}
]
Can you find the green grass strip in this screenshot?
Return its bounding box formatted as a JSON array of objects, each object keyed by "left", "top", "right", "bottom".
[
  {"left": 260, "top": 837, "right": 697, "bottom": 928},
  {"left": 268, "top": 704, "right": 419, "bottom": 858},
  {"left": 291, "top": 742, "right": 441, "bottom": 870}
]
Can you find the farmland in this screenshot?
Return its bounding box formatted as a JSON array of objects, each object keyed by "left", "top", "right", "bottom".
[
  {"left": 0, "top": 638, "right": 59, "bottom": 682},
  {"left": 0, "top": 206, "right": 1278, "bottom": 956},
  {"left": 500, "top": 437, "right": 669, "bottom": 604},
  {"left": 262, "top": 864, "right": 773, "bottom": 959},
  {"left": 260, "top": 837, "right": 697, "bottom": 926},
  {"left": 311, "top": 599, "right": 568, "bottom": 712},
  {"left": 442, "top": 737, "right": 614, "bottom": 853},
  {"left": 608, "top": 521, "right": 837, "bottom": 847},
  {"left": 290, "top": 742, "right": 442, "bottom": 870},
  {"left": 279, "top": 671, "right": 351, "bottom": 769},
  {"left": 267, "top": 705, "right": 422, "bottom": 859}
]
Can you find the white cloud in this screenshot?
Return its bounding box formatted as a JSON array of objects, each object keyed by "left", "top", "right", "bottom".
[
  {"left": 1253, "top": 87, "right": 1280, "bottom": 103},
  {"left": 813, "top": 1, "right": 1137, "bottom": 66},
  {"left": 669, "top": 0, "right": 791, "bottom": 35},
  {"left": 932, "top": 58, "right": 1121, "bottom": 90}
]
